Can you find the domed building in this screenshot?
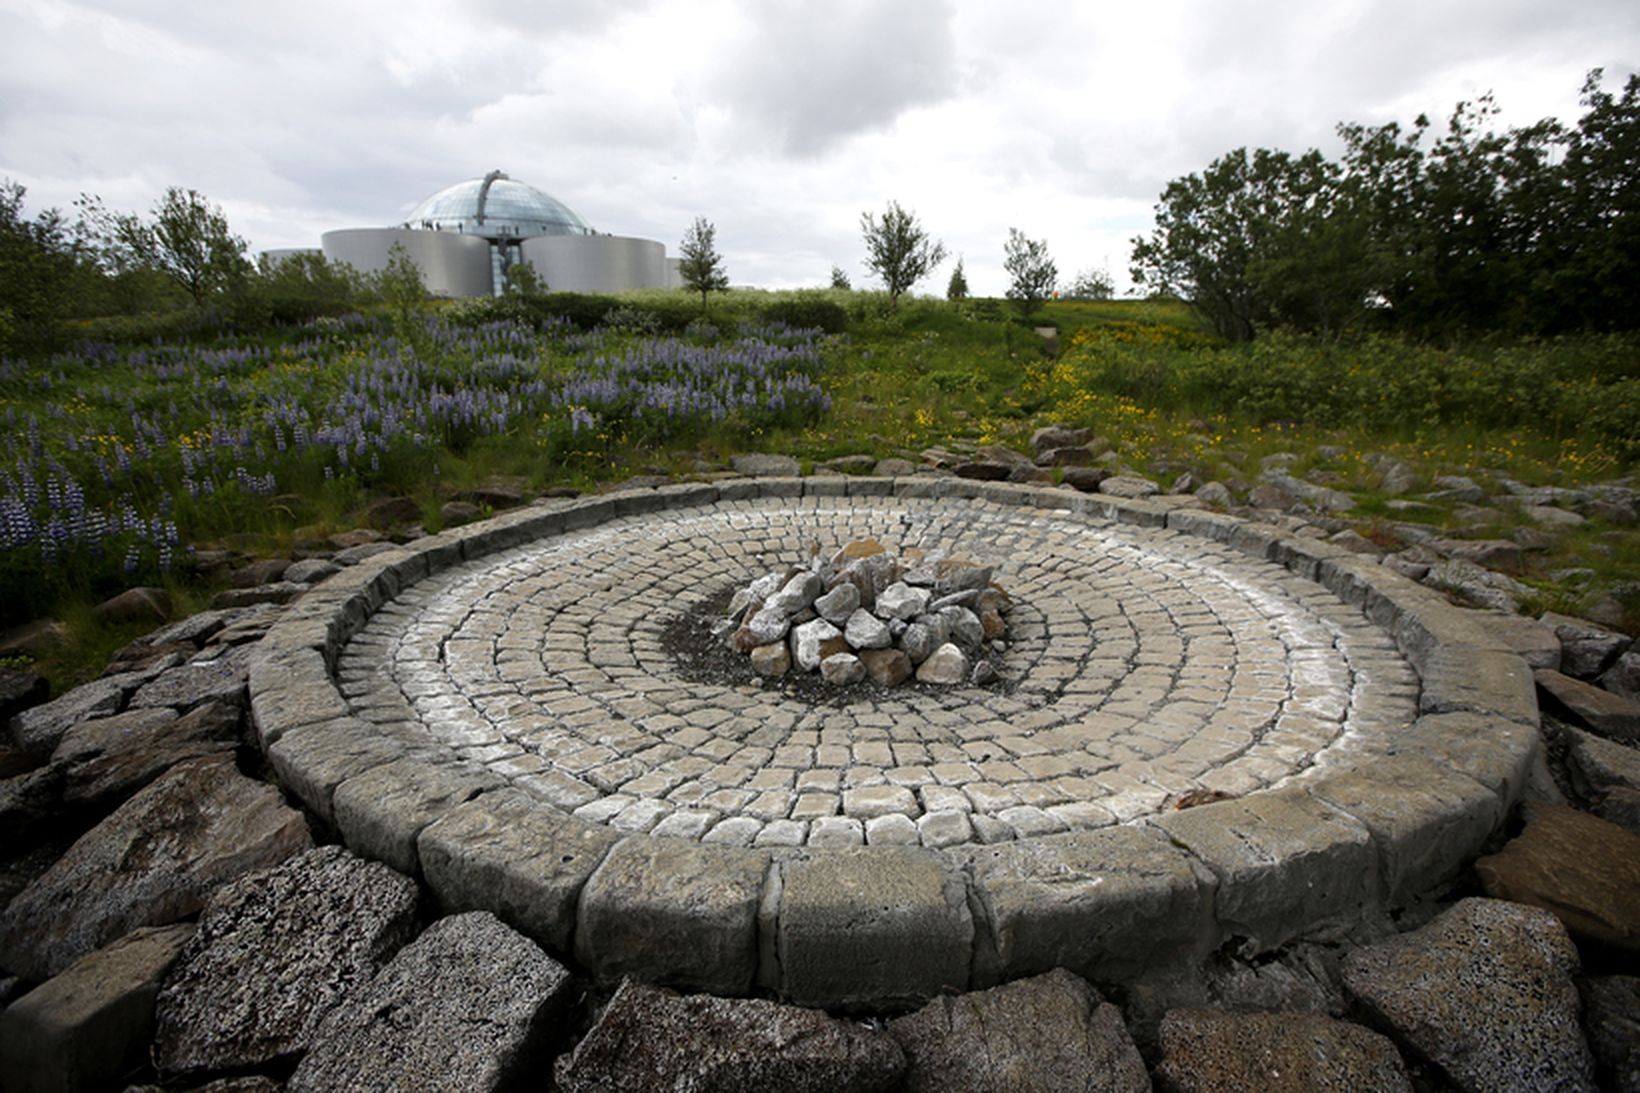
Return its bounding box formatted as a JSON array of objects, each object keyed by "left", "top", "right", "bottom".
[{"left": 318, "top": 171, "right": 680, "bottom": 297}]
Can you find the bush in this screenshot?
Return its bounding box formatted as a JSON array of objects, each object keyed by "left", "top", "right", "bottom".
[{"left": 760, "top": 294, "right": 848, "bottom": 334}]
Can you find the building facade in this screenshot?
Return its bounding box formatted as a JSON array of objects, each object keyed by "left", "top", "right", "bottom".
[{"left": 312, "top": 171, "right": 681, "bottom": 297}]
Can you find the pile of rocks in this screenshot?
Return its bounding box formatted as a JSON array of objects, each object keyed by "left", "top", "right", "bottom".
[{"left": 716, "top": 540, "right": 1010, "bottom": 687}]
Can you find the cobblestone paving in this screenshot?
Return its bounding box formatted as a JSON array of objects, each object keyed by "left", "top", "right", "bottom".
[{"left": 337, "top": 497, "right": 1420, "bottom": 849}]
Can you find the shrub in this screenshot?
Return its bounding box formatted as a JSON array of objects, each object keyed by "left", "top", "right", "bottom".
[{"left": 759, "top": 294, "right": 847, "bottom": 335}]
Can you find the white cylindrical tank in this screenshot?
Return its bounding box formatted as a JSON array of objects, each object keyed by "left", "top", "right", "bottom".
[
  {"left": 320, "top": 228, "right": 494, "bottom": 297},
  {"left": 520, "top": 235, "right": 669, "bottom": 293}
]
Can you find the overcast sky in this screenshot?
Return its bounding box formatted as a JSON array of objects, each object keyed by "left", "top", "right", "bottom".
[{"left": 3, "top": 0, "right": 1636, "bottom": 296}]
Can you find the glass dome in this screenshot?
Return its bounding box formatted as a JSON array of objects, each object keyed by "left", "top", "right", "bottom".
[{"left": 402, "top": 171, "right": 593, "bottom": 238}]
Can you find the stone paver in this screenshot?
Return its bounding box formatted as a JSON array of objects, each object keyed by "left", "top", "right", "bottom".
[{"left": 336, "top": 498, "right": 1421, "bottom": 848}]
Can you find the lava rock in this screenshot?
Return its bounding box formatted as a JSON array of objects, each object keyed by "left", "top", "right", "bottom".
[
  {"left": 1155, "top": 1008, "right": 1411, "bottom": 1093},
  {"left": 0, "top": 923, "right": 194, "bottom": 1093},
  {"left": 152, "top": 844, "right": 420, "bottom": 1075},
  {"left": 289, "top": 912, "right": 571, "bottom": 1092},
  {"left": 0, "top": 754, "right": 312, "bottom": 982},
  {"left": 53, "top": 700, "right": 241, "bottom": 810},
  {"left": 1342, "top": 897, "right": 1596, "bottom": 1092},
  {"left": 890, "top": 968, "right": 1148, "bottom": 1093},
  {"left": 1580, "top": 975, "right": 1640, "bottom": 1093},
  {"left": 9, "top": 669, "right": 151, "bottom": 755},
  {"left": 1536, "top": 669, "right": 1640, "bottom": 741},
  {"left": 554, "top": 978, "right": 905, "bottom": 1092},
  {"left": 1474, "top": 802, "right": 1640, "bottom": 955}
]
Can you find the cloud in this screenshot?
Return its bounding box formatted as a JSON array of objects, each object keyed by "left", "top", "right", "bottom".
[{"left": 708, "top": 0, "right": 960, "bottom": 155}]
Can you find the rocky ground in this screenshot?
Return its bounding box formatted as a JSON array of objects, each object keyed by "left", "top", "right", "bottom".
[{"left": 0, "top": 438, "right": 1637, "bottom": 1091}]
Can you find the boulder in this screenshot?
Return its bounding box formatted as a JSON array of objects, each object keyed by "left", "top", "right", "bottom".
[
  {"left": 1474, "top": 802, "right": 1640, "bottom": 955},
  {"left": 1563, "top": 727, "right": 1640, "bottom": 812},
  {"left": 1342, "top": 897, "right": 1596, "bottom": 1092},
  {"left": 1031, "top": 424, "right": 1094, "bottom": 453},
  {"left": 1155, "top": 1008, "right": 1411, "bottom": 1093},
  {"left": 843, "top": 608, "right": 892, "bottom": 650},
  {"left": 8, "top": 669, "right": 150, "bottom": 755},
  {"left": 1425, "top": 475, "right": 1485, "bottom": 502},
  {"left": 0, "top": 668, "right": 48, "bottom": 726},
  {"left": 0, "top": 923, "right": 193, "bottom": 1093},
  {"left": 814, "top": 583, "right": 861, "bottom": 625},
  {"left": 1602, "top": 650, "right": 1640, "bottom": 702},
  {"left": 1473, "top": 611, "right": 1562, "bottom": 671},
  {"left": 358, "top": 495, "right": 421, "bottom": 527},
  {"left": 791, "top": 619, "right": 845, "bottom": 672},
  {"left": 1423, "top": 558, "right": 1532, "bottom": 613},
  {"left": 860, "top": 648, "right": 913, "bottom": 688},
  {"left": 916, "top": 643, "right": 969, "bottom": 685},
  {"left": 1101, "top": 475, "right": 1160, "bottom": 499},
  {"left": 555, "top": 978, "right": 905, "bottom": 1093},
  {"left": 730, "top": 452, "right": 800, "bottom": 477},
  {"left": 0, "top": 618, "right": 68, "bottom": 659},
  {"left": 152, "top": 844, "right": 420, "bottom": 1075},
  {"left": 1536, "top": 669, "right": 1640, "bottom": 741},
  {"left": 91, "top": 586, "right": 172, "bottom": 625},
  {"left": 0, "top": 763, "right": 64, "bottom": 846},
  {"left": 1035, "top": 446, "right": 1095, "bottom": 467},
  {"left": 750, "top": 642, "right": 792, "bottom": 678},
  {"left": 1541, "top": 612, "right": 1630, "bottom": 680},
  {"left": 289, "top": 912, "right": 572, "bottom": 1093},
  {"left": 1431, "top": 538, "right": 1522, "bottom": 569},
  {"left": 0, "top": 754, "right": 312, "bottom": 982},
  {"left": 875, "top": 582, "right": 930, "bottom": 621},
  {"left": 53, "top": 701, "right": 240, "bottom": 810},
  {"left": 282, "top": 558, "right": 340, "bottom": 585},
  {"left": 1062, "top": 466, "right": 1112, "bottom": 493},
  {"left": 889, "top": 968, "right": 1148, "bottom": 1093},
  {"left": 954, "top": 461, "right": 1011, "bottom": 481},
  {"left": 1195, "top": 481, "right": 1235, "bottom": 507},
  {"left": 229, "top": 559, "right": 291, "bottom": 589},
  {"left": 1580, "top": 976, "right": 1640, "bottom": 1093},
  {"left": 821, "top": 653, "right": 868, "bottom": 685}
]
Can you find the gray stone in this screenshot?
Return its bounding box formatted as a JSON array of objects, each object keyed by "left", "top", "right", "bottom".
[
  {"left": 9, "top": 669, "right": 149, "bottom": 755},
  {"left": 1473, "top": 610, "right": 1563, "bottom": 671},
  {"left": 289, "top": 912, "right": 572, "bottom": 1093},
  {"left": 1062, "top": 466, "right": 1112, "bottom": 492},
  {"left": 890, "top": 968, "right": 1149, "bottom": 1093},
  {"left": 1156, "top": 1008, "right": 1411, "bottom": 1092},
  {"left": 0, "top": 763, "right": 63, "bottom": 844},
  {"left": 1434, "top": 537, "right": 1524, "bottom": 569},
  {"left": 92, "top": 585, "right": 172, "bottom": 625},
  {"left": 1475, "top": 802, "right": 1640, "bottom": 956},
  {"left": 283, "top": 558, "right": 340, "bottom": 584},
  {"left": 1032, "top": 424, "right": 1094, "bottom": 453},
  {"left": 1426, "top": 475, "right": 1485, "bottom": 502},
  {"left": 231, "top": 558, "right": 292, "bottom": 588},
  {"left": 211, "top": 581, "right": 306, "bottom": 608},
  {"left": 152, "top": 844, "right": 420, "bottom": 1075},
  {"left": 128, "top": 647, "right": 251, "bottom": 712},
  {"left": 1537, "top": 669, "right": 1640, "bottom": 740},
  {"left": 0, "top": 754, "right": 311, "bottom": 981},
  {"left": 938, "top": 605, "right": 984, "bottom": 648},
  {"left": 814, "top": 582, "right": 861, "bottom": 625},
  {"left": 1196, "top": 481, "right": 1235, "bottom": 507},
  {"left": 1580, "top": 976, "right": 1640, "bottom": 1093},
  {"left": 790, "top": 618, "right": 844, "bottom": 672},
  {"left": 1423, "top": 558, "right": 1531, "bottom": 612},
  {"left": 776, "top": 847, "right": 972, "bottom": 1007},
  {"left": 1156, "top": 788, "right": 1376, "bottom": 952},
  {"left": 575, "top": 837, "right": 767, "bottom": 995},
  {"left": 0, "top": 668, "right": 48, "bottom": 726},
  {"left": 874, "top": 581, "right": 929, "bottom": 621},
  {"left": 331, "top": 758, "right": 505, "bottom": 876},
  {"left": 915, "top": 643, "right": 969, "bottom": 684},
  {"left": 843, "top": 608, "right": 892, "bottom": 650},
  {"left": 900, "top": 622, "right": 937, "bottom": 664},
  {"left": 418, "top": 788, "right": 619, "bottom": 953},
  {"left": 0, "top": 923, "right": 193, "bottom": 1093},
  {"left": 874, "top": 457, "right": 917, "bottom": 477},
  {"left": 1303, "top": 754, "right": 1500, "bottom": 903},
  {"left": 821, "top": 653, "right": 868, "bottom": 685},
  {"left": 843, "top": 784, "right": 917, "bottom": 819},
  {"left": 1100, "top": 474, "right": 1160, "bottom": 499},
  {"left": 960, "top": 827, "right": 1211, "bottom": 986},
  {"left": 1564, "top": 726, "right": 1640, "bottom": 806},
  {"left": 745, "top": 604, "right": 792, "bottom": 645},
  {"left": 1342, "top": 898, "right": 1595, "bottom": 1093},
  {"left": 864, "top": 813, "right": 919, "bottom": 845},
  {"left": 1541, "top": 612, "right": 1630, "bottom": 679},
  {"left": 767, "top": 571, "right": 825, "bottom": 616},
  {"left": 54, "top": 701, "right": 240, "bottom": 809},
  {"left": 555, "top": 978, "right": 905, "bottom": 1092},
  {"left": 730, "top": 452, "right": 801, "bottom": 477},
  {"left": 1263, "top": 471, "right": 1356, "bottom": 513},
  {"left": 1036, "top": 445, "right": 1096, "bottom": 467},
  {"left": 1602, "top": 650, "right": 1640, "bottom": 701}
]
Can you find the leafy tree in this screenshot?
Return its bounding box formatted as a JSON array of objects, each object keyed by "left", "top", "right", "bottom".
[
  {"left": 1066, "top": 267, "right": 1115, "bottom": 300},
  {"left": 0, "top": 180, "right": 79, "bottom": 352},
  {"left": 860, "top": 201, "right": 946, "bottom": 307},
  {"left": 1004, "top": 229, "right": 1057, "bottom": 318},
  {"left": 678, "top": 216, "right": 729, "bottom": 312},
  {"left": 829, "top": 264, "right": 851, "bottom": 291},
  {"left": 80, "top": 187, "right": 250, "bottom": 309},
  {"left": 946, "top": 257, "right": 969, "bottom": 300},
  {"left": 377, "top": 242, "right": 428, "bottom": 328},
  {"left": 503, "top": 260, "right": 546, "bottom": 297}
]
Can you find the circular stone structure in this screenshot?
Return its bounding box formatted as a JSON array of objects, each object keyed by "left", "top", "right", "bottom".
[{"left": 251, "top": 478, "right": 1542, "bottom": 1008}]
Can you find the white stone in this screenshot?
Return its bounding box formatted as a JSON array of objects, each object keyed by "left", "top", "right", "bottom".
[
  {"left": 790, "top": 619, "right": 843, "bottom": 672},
  {"left": 843, "top": 609, "right": 892, "bottom": 650},
  {"left": 917, "top": 810, "right": 975, "bottom": 849},
  {"left": 916, "top": 643, "right": 969, "bottom": 685},
  {"left": 864, "top": 814, "right": 920, "bottom": 845},
  {"left": 745, "top": 606, "right": 790, "bottom": 645},
  {"left": 766, "top": 572, "right": 823, "bottom": 616},
  {"left": 875, "top": 582, "right": 930, "bottom": 621}
]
